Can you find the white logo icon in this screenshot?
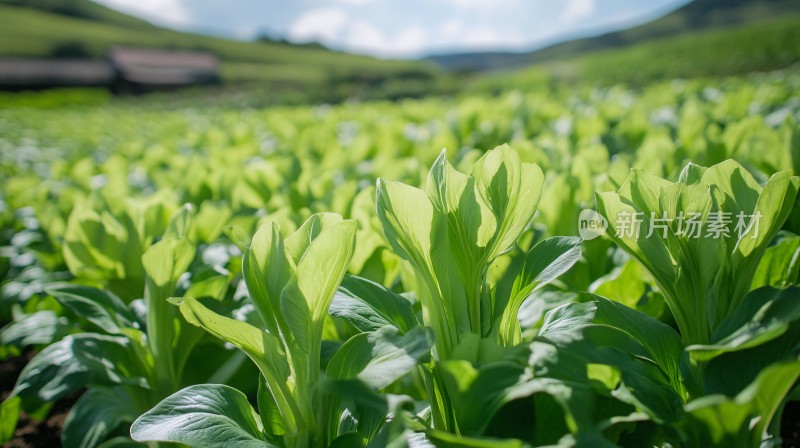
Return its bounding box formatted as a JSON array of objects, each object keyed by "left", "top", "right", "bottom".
[{"left": 578, "top": 209, "right": 607, "bottom": 240}]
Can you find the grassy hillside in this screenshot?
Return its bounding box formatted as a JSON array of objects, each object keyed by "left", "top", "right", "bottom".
[
  {"left": 477, "top": 14, "right": 800, "bottom": 89},
  {"left": 1, "top": 0, "right": 156, "bottom": 29},
  {"left": 427, "top": 0, "right": 800, "bottom": 72},
  {"left": 0, "top": 0, "right": 439, "bottom": 89}
]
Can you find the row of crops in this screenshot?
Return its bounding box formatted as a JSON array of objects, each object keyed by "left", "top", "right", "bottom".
[{"left": 1, "top": 69, "right": 800, "bottom": 447}]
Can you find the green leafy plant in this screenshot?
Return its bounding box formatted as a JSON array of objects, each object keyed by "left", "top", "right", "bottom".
[
  {"left": 0, "top": 205, "right": 243, "bottom": 447},
  {"left": 596, "top": 160, "right": 799, "bottom": 346},
  {"left": 557, "top": 159, "right": 800, "bottom": 446},
  {"left": 372, "top": 145, "right": 582, "bottom": 438},
  {"left": 547, "top": 287, "right": 800, "bottom": 447},
  {"left": 3, "top": 68, "right": 800, "bottom": 448},
  {"left": 131, "top": 213, "right": 433, "bottom": 448}
]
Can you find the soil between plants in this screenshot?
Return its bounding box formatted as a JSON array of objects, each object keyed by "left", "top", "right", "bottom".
[
  {"left": 1, "top": 350, "right": 79, "bottom": 448},
  {"left": 0, "top": 348, "right": 798, "bottom": 447}
]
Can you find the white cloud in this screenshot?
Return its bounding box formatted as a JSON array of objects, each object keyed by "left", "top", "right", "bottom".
[
  {"left": 234, "top": 25, "right": 258, "bottom": 40},
  {"left": 288, "top": 7, "right": 349, "bottom": 43},
  {"left": 444, "top": 0, "right": 521, "bottom": 10},
  {"left": 345, "top": 19, "right": 387, "bottom": 53},
  {"left": 343, "top": 20, "right": 428, "bottom": 57},
  {"left": 96, "top": 0, "right": 672, "bottom": 58},
  {"left": 440, "top": 18, "right": 464, "bottom": 39},
  {"left": 560, "top": 0, "right": 596, "bottom": 24},
  {"left": 96, "top": 0, "right": 191, "bottom": 27},
  {"left": 393, "top": 25, "right": 427, "bottom": 55},
  {"left": 460, "top": 26, "right": 521, "bottom": 48}
]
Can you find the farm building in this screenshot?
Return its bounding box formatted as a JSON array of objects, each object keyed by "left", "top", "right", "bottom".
[
  {"left": 0, "top": 59, "right": 113, "bottom": 88},
  {"left": 0, "top": 47, "right": 220, "bottom": 91},
  {"left": 108, "top": 47, "right": 219, "bottom": 92}
]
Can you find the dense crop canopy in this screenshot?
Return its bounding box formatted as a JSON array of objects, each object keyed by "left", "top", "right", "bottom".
[{"left": 596, "top": 160, "right": 800, "bottom": 345}]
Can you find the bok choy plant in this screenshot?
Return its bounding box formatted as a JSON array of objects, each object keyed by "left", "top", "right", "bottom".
[
  {"left": 551, "top": 160, "right": 800, "bottom": 446},
  {"left": 0, "top": 205, "right": 243, "bottom": 447},
  {"left": 595, "top": 159, "right": 799, "bottom": 346},
  {"left": 131, "top": 212, "right": 433, "bottom": 448},
  {"left": 370, "top": 145, "right": 582, "bottom": 437}
]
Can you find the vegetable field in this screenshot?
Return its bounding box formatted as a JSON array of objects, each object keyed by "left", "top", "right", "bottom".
[{"left": 1, "top": 68, "right": 800, "bottom": 448}]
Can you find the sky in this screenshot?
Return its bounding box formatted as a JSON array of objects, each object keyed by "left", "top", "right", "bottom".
[{"left": 94, "top": 0, "right": 691, "bottom": 58}]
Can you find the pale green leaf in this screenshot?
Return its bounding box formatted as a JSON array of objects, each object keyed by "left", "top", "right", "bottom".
[
  {"left": 62, "top": 387, "right": 137, "bottom": 448},
  {"left": 330, "top": 275, "right": 419, "bottom": 334},
  {"left": 130, "top": 384, "right": 272, "bottom": 448},
  {"left": 327, "top": 326, "right": 433, "bottom": 389}
]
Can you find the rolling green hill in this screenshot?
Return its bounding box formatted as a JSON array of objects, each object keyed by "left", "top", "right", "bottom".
[
  {"left": 475, "top": 13, "right": 800, "bottom": 90},
  {"left": 427, "top": 0, "right": 800, "bottom": 72},
  {"left": 0, "top": 0, "right": 440, "bottom": 90},
  {"left": 1, "top": 0, "right": 157, "bottom": 29}
]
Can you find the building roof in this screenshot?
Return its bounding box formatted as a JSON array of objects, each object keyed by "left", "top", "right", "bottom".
[
  {"left": 108, "top": 47, "right": 219, "bottom": 70},
  {"left": 0, "top": 48, "right": 220, "bottom": 88},
  {"left": 0, "top": 59, "right": 113, "bottom": 86}
]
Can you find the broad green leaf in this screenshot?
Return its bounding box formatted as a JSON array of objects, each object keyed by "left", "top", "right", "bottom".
[
  {"left": 734, "top": 171, "right": 799, "bottom": 258},
  {"left": 596, "top": 160, "right": 800, "bottom": 346},
  {"left": 284, "top": 212, "right": 347, "bottom": 265},
  {"left": 185, "top": 272, "right": 230, "bottom": 301},
  {"left": 471, "top": 144, "right": 544, "bottom": 259},
  {"left": 433, "top": 360, "right": 529, "bottom": 436},
  {"left": 539, "top": 302, "right": 596, "bottom": 338},
  {"left": 162, "top": 203, "right": 194, "bottom": 240},
  {"left": 0, "top": 396, "right": 20, "bottom": 443},
  {"left": 96, "top": 437, "right": 144, "bottom": 448},
  {"left": 678, "top": 162, "right": 707, "bottom": 184},
  {"left": 11, "top": 334, "right": 145, "bottom": 402},
  {"left": 535, "top": 308, "right": 685, "bottom": 425},
  {"left": 48, "top": 285, "right": 134, "bottom": 335},
  {"left": 143, "top": 234, "right": 196, "bottom": 394},
  {"left": 0, "top": 310, "right": 72, "bottom": 347},
  {"left": 594, "top": 191, "right": 675, "bottom": 296},
  {"left": 193, "top": 201, "right": 232, "bottom": 243},
  {"left": 330, "top": 432, "right": 365, "bottom": 448},
  {"left": 62, "top": 203, "right": 146, "bottom": 301},
  {"left": 512, "top": 237, "right": 583, "bottom": 294},
  {"left": 130, "top": 384, "right": 273, "bottom": 448},
  {"left": 224, "top": 225, "right": 252, "bottom": 252},
  {"left": 243, "top": 221, "right": 293, "bottom": 335},
  {"left": 687, "top": 286, "right": 800, "bottom": 361},
  {"left": 62, "top": 387, "right": 137, "bottom": 448},
  {"left": 376, "top": 179, "right": 438, "bottom": 278},
  {"left": 280, "top": 218, "right": 356, "bottom": 356},
  {"left": 316, "top": 378, "right": 389, "bottom": 419},
  {"left": 327, "top": 326, "right": 433, "bottom": 389},
  {"left": 426, "top": 150, "right": 493, "bottom": 334},
  {"left": 348, "top": 186, "right": 385, "bottom": 276},
  {"left": 330, "top": 275, "right": 419, "bottom": 334},
  {"left": 175, "top": 297, "right": 291, "bottom": 393},
  {"left": 679, "top": 360, "right": 800, "bottom": 447},
  {"left": 258, "top": 376, "right": 285, "bottom": 439},
  {"left": 497, "top": 237, "right": 582, "bottom": 345},
  {"left": 701, "top": 323, "right": 800, "bottom": 396},
  {"left": 588, "top": 259, "right": 647, "bottom": 310},
  {"left": 425, "top": 429, "right": 527, "bottom": 448},
  {"left": 142, "top": 237, "right": 195, "bottom": 293},
  {"left": 751, "top": 232, "right": 800, "bottom": 289},
  {"left": 587, "top": 295, "right": 685, "bottom": 398},
  {"left": 10, "top": 336, "right": 90, "bottom": 402},
  {"left": 70, "top": 334, "right": 149, "bottom": 389},
  {"left": 175, "top": 297, "right": 300, "bottom": 432},
  {"left": 699, "top": 159, "right": 761, "bottom": 218}
]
